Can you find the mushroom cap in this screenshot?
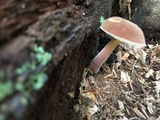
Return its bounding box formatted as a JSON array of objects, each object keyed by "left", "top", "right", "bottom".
[{"left": 100, "top": 16, "right": 146, "bottom": 47}]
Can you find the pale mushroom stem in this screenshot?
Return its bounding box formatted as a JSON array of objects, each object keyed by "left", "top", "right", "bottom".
[{"left": 89, "top": 39, "right": 120, "bottom": 74}]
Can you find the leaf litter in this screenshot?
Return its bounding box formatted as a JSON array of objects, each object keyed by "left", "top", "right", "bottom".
[{"left": 74, "top": 43, "right": 160, "bottom": 120}]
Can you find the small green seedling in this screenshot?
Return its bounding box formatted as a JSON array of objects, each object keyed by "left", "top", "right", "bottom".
[{"left": 100, "top": 16, "right": 105, "bottom": 25}]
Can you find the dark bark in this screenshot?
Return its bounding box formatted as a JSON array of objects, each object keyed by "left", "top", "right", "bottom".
[
  {"left": 23, "top": 1, "right": 115, "bottom": 120},
  {"left": 131, "top": 0, "right": 160, "bottom": 44},
  {"left": 0, "top": 0, "right": 114, "bottom": 120}
]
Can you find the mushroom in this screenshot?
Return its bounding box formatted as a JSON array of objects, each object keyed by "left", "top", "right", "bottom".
[{"left": 89, "top": 16, "right": 146, "bottom": 74}]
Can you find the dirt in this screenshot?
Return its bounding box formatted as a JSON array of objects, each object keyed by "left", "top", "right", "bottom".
[{"left": 75, "top": 38, "right": 160, "bottom": 120}]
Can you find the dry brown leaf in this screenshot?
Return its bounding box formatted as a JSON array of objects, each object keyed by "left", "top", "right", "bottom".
[
  {"left": 117, "top": 51, "right": 122, "bottom": 62},
  {"left": 113, "top": 109, "right": 124, "bottom": 117},
  {"left": 155, "top": 118, "right": 160, "bottom": 120},
  {"left": 112, "top": 67, "right": 118, "bottom": 77},
  {"left": 118, "top": 100, "right": 125, "bottom": 110},
  {"left": 120, "top": 43, "right": 146, "bottom": 63},
  {"left": 145, "top": 69, "right": 154, "bottom": 78},
  {"left": 80, "top": 68, "right": 90, "bottom": 92},
  {"left": 103, "top": 73, "right": 116, "bottom": 79},
  {"left": 119, "top": 116, "right": 128, "bottom": 120},
  {"left": 68, "top": 92, "right": 75, "bottom": 98},
  {"left": 138, "top": 103, "right": 149, "bottom": 118},
  {"left": 88, "top": 76, "right": 95, "bottom": 84},
  {"left": 155, "top": 81, "right": 160, "bottom": 91},
  {"left": 132, "top": 107, "right": 146, "bottom": 119},
  {"left": 147, "top": 44, "right": 155, "bottom": 49},
  {"left": 121, "top": 52, "right": 130, "bottom": 61},
  {"left": 147, "top": 102, "right": 154, "bottom": 114},
  {"left": 86, "top": 110, "right": 91, "bottom": 120},
  {"left": 74, "top": 104, "right": 80, "bottom": 112},
  {"left": 121, "top": 71, "right": 131, "bottom": 83},
  {"left": 144, "top": 96, "right": 155, "bottom": 102},
  {"left": 81, "top": 91, "right": 98, "bottom": 104},
  {"left": 156, "top": 71, "right": 160, "bottom": 80},
  {"left": 153, "top": 44, "right": 160, "bottom": 54},
  {"left": 151, "top": 56, "right": 160, "bottom": 63},
  {"left": 128, "top": 117, "right": 141, "bottom": 120},
  {"left": 87, "top": 104, "right": 98, "bottom": 116},
  {"left": 154, "top": 81, "right": 160, "bottom": 98}
]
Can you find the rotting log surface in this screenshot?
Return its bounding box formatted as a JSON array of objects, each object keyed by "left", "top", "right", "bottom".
[
  {"left": 0, "top": 0, "right": 70, "bottom": 42},
  {"left": 0, "top": 0, "right": 114, "bottom": 120}
]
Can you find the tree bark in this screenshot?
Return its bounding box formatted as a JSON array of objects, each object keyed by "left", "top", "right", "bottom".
[{"left": 0, "top": 0, "right": 114, "bottom": 120}]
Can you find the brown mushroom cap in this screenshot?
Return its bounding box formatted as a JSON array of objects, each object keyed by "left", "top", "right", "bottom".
[{"left": 100, "top": 16, "right": 146, "bottom": 47}]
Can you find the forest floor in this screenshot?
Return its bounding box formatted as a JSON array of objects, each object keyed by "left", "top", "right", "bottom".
[{"left": 74, "top": 40, "right": 160, "bottom": 120}]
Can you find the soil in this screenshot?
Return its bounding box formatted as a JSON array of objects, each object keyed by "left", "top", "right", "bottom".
[{"left": 76, "top": 41, "right": 160, "bottom": 120}]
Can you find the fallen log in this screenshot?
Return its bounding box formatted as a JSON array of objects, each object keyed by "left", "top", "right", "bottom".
[{"left": 0, "top": 0, "right": 114, "bottom": 120}]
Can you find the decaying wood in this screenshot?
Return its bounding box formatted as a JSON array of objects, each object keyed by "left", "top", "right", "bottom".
[
  {"left": 0, "top": 0, "right": 114, "bottom": 120},
  {"left": 0, "top": 0, "right": 69, "bottom": 41}
]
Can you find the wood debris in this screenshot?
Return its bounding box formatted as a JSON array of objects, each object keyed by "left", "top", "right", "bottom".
[{"left": 75, "top": 44, "right": 160, "bottom": 119}]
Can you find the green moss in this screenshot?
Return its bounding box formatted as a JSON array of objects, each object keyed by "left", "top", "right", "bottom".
[
  {"left": 15, "top": 44, "right": 52, "bottom": 91},
  {"left": 31, "top": 72, "right": 47, "bottom": 90},
  {"left": 0, "top": 114, "right": 5, "bottom": 120},
  {"left": 0, "top": 44, "right": 52, "bottom": 120},
  {"left": 15, "top": 82, "right": 25, "bottom": 92},
  {"left": 0, "top": 81, "right": 13, "bottom": 101},
  {"left": 16, "top": 62, "right": 31, "bottom": 74},
  {"left": 34, "top": 45, "right": 52, "bottom": 65},
  {"left": 33, "top": 45, "right": 45, "bottom": 54}
]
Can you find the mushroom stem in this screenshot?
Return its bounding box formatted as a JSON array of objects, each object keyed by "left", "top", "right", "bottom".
[{"left": 89, "top": 39, "right": 120, "bottom": 74}]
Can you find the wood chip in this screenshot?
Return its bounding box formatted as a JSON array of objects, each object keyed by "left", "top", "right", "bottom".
[{"left": 132, "top": 107, "right": 146, "bottom": 119}]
